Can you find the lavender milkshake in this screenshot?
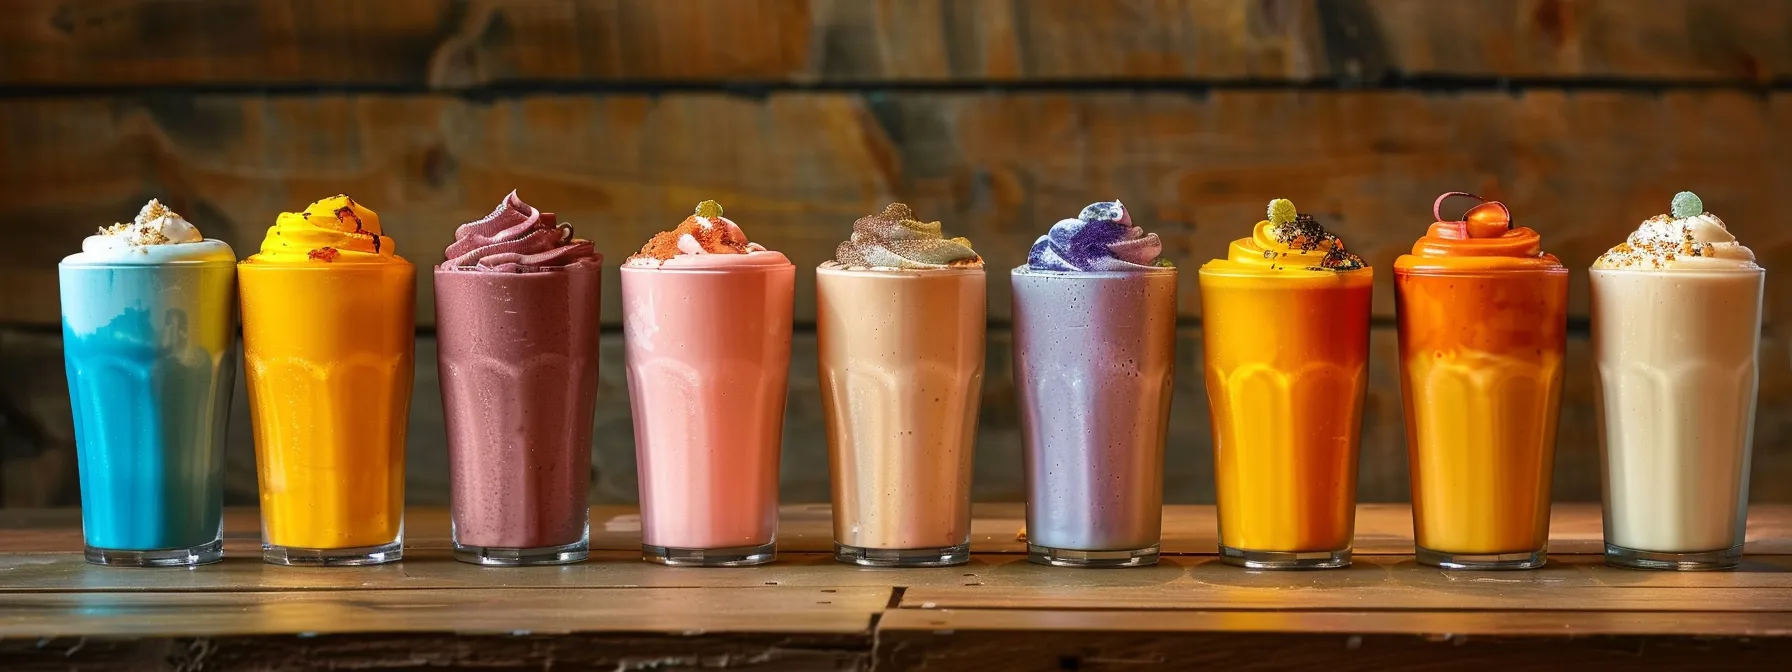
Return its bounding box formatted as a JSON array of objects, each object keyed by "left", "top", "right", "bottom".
[
  {"left": 1014, "top": 201, "right": 1176, "bottom": 567},
  {"left": 435, "top": 191, "right": 601, "bottom": 566}
]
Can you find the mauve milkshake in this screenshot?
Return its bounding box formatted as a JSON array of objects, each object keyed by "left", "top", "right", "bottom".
[
  {"left": 819, "top": 203, "right": 986, "bottom": 567},
  {"left": 1593, "top": 192, "right": 1764, "bottom": 570},
  {"left": 436, "top": 191, "right": 601, "bottom": 566},
  {"left": 1014, "top": 201, "right": 1176, "bottom": 567},
  {"left": 622, "top": 200, "right": 794, "bottom": 566}
]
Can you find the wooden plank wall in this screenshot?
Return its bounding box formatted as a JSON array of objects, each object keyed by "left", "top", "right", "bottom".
[{"left": 3, "top": 0, "right": 1790, "bottom": 507}]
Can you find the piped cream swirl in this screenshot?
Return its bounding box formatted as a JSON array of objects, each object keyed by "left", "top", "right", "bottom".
[
  {"left": 830, "top": 203, "right": 981, "bottom": 270},
  {"left": 442, "top": 191, "right": 599, "bottom": 272}
]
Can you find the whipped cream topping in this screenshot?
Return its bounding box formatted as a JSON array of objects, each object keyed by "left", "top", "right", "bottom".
[
  {"left": 625, "top": 200, "right": 786, "bottom": 269},
  {"left": 1026, "top": 201, "right": 1168, "bottom": 272},
  {"left": 443, "top": 191, "right": 599, "bottom": 272},
  {"left": 1594, "top": 193, "right": 1757, "bottom": 271},
  {"left": 84, "top": 199, "right": 202, "bottom": 252},
  {"left": 64, "top": 199, "right": 233, "bottom": 265},
  {"left": 830, "top": 203, "right": 982, "bottom": 270}
]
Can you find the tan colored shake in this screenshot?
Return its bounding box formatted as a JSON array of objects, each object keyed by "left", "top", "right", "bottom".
[
  {"left": 1592, "top": 191, "right": 1763, "bottom": 570},
  {"left": 817, "top": 204, "right": 985, "bottom": 567}
]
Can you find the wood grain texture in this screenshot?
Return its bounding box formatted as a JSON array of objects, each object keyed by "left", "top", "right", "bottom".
[
  {"left": 8, "top": 539, "right": 1792, "bottom": 595},
  {"left": 4, "top": 510, "right": 1792, "bottom": 670},
  {"left": 6, "top": 325, "right": 1792, "bottom": 509},
  {"left": 876, "top": 608, "right": 1792, "bottom": 637},
  {"left": 4, "top": 0, "right": 1788, "bottom": 86},
  {"left": 4, "top": 91, "right": 1791, "bottom": 327},
  {"left": 0, "top": 587, "right": 887, "bottom": 637},
  {"left": 872, "top": 626, "right": 1792, "bottom": 671},
  {"left": 0, "top": 633, "right": 869, "bottom": 672},
  {"left": 4, "top": 508, "right": 1792, "bottom": 670}
]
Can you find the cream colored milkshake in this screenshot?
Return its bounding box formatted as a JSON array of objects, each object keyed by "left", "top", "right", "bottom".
[{"left": 1592, "top": 191, "right": 1763, "bottom": 570}]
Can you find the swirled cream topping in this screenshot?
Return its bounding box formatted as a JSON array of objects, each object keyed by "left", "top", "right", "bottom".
[
  {"left": 828, "top": 203, "right": 981, "bottom": 270},
  {"left": 442, "top": 191, "right": 599, "bottom": 272},
  {"left": 1394, "top": 192, "right": 1562, "bottom": 273},
  {"left": 1026, "top": 201, "right": 1169, "bottom": 272},
  {"left": 1201, "top": 198, "right": 1365, "bottom": 276},
  {"left": 64, "top": 199, "right": 233, "bottom": 265},
  {"left": 1594, "top": 192, "right": 1757, "bottom": 271},
  {"left": 625, "top": 200, "right": 787, "bottom": 269},
  {"left": 246, "top": 195, "right": 400, "bottom": 264}
]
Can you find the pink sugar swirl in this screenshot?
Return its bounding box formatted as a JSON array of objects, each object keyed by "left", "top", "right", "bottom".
[{"left": 442, "top": 191, "right": 600, "bottom": 272}]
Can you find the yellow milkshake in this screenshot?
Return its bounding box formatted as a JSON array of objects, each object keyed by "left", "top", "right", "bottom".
[{"left": 239, "top": 195, "right": 415, "bottom": 566}]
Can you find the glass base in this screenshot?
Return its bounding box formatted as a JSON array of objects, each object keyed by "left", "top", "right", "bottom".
[
  {"left": 454, "top": 539, "right": 588, "bottom": 566},
  {"left": 85, "top": 539, "right": 224, "bottom": 568},
  {"left": 643, "top": 542, "right": 775, "bottom": 567},
  {"left": 263, "top": 540, "right": 403, "bottom": 566},
  {"left": 1606, "top": 543, "right": 1742, "bottom": 571},
  {"left": 834, "top": 542, "right": 970, "bottom": 567},
  {"left": 1417, "top": 546, "right": 1546, "bottom": 570},
  {"left": 1029, "top": 544, "right": 1159, "bottom": 568},
  {"left": 1220, "top": 545, "right": 1351, "bottom": 570}
]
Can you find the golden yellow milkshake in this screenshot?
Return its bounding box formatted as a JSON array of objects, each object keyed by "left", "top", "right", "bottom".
[
  {"left": 1200, "top": 198, "right": 1371, "bottom": 569},
  {"left": 239, "top": 195, "right": 415, "bottom": 566}
]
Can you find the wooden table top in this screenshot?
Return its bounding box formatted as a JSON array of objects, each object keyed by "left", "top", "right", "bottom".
[{"left": 4, "top": 503, "right": 1791, "bottom": 670}]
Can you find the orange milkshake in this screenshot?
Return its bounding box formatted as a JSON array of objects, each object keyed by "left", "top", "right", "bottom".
[
  {"left": 239, "top": 196, "right": 415, "bottom": 566},
  {"left": 1396, "top": 192, "right": 1567, "bottom": 570},
  {"left": 1200, "top": 198, "right": 1371, "bottom": 569}
]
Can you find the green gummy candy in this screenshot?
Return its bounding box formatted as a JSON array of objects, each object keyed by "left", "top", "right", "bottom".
[
  {"left": 695, "top": 200, "right": 724, "bottom": 218},
  {"left": 1670, "top": 191, "right": 1703, "bottom": 219},
  {"left": 1267, "top": 198, "right": 1298, "bottom": 225}
]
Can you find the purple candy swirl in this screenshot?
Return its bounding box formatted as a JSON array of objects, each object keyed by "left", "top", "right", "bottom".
[{"left": 1027, "top": 201, "right": 1166, "bottom": 272}]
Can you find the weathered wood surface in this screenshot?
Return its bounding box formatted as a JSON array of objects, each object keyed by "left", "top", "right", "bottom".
[
  {"left": 4, "top": 506, "right": 1792, "bottom": 671},
  {"left": 872, "top": 625, "right": 1792, "bottom": 671},
  {"left": 0, "top": 587, "right": 887, "bottom": 637},
  {"left": 6, "top": 325, "right": 1792, "bottom": 509},
  {"left": 5, "top": 91, "right": 1791, "bottom": 327},
  {"left": 0, "top": 633, "right": 871, "bottom": 672},
  {"left": 5, "top": 0, "right": 1789, "bottom": 86},
  {"left": 7, "top": 507, "right": 1792, "bottom": 594}
]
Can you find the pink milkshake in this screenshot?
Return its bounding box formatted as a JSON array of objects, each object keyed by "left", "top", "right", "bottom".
[{"left": 621, "top": 200, "right": 794, "bottom": 566}]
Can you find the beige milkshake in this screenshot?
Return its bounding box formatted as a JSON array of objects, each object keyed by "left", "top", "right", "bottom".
[
  {"left": 1592, "top": 191, "right": 1763, "bottom": 570},
  {"left": 818, "top": 203, "right": 985, "bottom": 567}
]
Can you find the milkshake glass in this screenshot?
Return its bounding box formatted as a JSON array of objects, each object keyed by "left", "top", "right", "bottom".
[
  {"left": 239, "top": 195, "right": 415, "bottom": 566},
  {"left": 1396, "top": 192, "right": 1567, "bottom": 570},
  {"left": 436, "top": 191, "right": 601, "bottom": 566},
  {"left": 1592, "top": 192, "right": 1764, "bottom": 570},
  {"left": 622, "top": 200, "right": 794, "bottom": 566},
  {"left": 819, "top": 203, "right": 985, "bottom": 567},
  {"left": 1013, "top": 201, "right": 1175, "bottom": 568},
  {"left": 1201, "top": 198, "right": 1371, "bottom": 569},
  {"left": 59, "top": 200, "right": 235, "bottom": 567}
]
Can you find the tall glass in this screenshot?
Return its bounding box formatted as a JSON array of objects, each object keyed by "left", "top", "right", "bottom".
[
  {"left": 1397, "top": 267, "right": 1568, "bottom": 569},
  {"left": 1201, "top": 268, "right": 1371, "bottom": 569},
  {"left": 59, "top": 260, "right": 235, "bottom": 567},
  {"left": 1593, "top": 267, "right": 1764, "bottom": 570},
  {"left": 436, "top": 267, "right": 600, "bottom": 566},
  {"left": 1013, "top": 268, "right": 1174, "bottom": 568},
  {"left": 621, "top": 261, "right": 794, "bottom": 566},
  {"left": 817, "top": 265, "right": 985, "bottom": 567},
  {"left": 239, "top": 263, "right": 416, "bottom": 566}
]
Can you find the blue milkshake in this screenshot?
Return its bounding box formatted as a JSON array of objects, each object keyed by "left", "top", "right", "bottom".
[{"left": 59, "top": 199, "right": 236, "bottom": 567}]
